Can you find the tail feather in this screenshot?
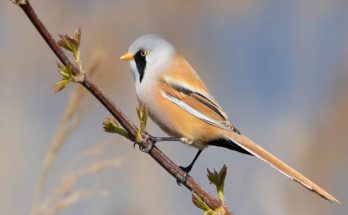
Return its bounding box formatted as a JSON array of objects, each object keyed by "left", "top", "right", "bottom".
[
  {"left": 208, "top": 137, "right": 253, "bottom": 155},
  {"left": 223, "top": 131, "right": 340, "bottom": 204}
]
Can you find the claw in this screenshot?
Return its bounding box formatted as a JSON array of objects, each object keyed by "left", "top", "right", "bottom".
[
  {"left": 138, "top": 139, "right": 154, "bottom": 153},
  {"left": 176, "top": 165, "right": 191, "bottom": 185},
  {"left": 147, "top": 134, "right": 157, "bottom": 143},
  {"left": 176, "top": 172, "right": 188, "bottom": 186}
]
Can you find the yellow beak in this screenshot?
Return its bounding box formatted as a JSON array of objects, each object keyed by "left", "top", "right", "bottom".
[{"left": 120, "top": 52, "right": 134, "bottom": 61}]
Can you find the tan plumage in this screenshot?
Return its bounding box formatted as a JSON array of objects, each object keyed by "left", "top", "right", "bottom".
[
  {"left": 121, "top": 34, "right": 340, "bottom": 204},
  {"left": 225, "top": 132, "right": 340, "bottom": 203}
]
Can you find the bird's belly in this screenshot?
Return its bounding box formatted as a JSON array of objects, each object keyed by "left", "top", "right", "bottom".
[{"left": 138, "top": 88, "right": 222, "bottom": 149}]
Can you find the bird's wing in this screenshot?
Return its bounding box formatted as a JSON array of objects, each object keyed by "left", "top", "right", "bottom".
[{"left": 160, "top": 79, "right": 240, "bottom": 134}]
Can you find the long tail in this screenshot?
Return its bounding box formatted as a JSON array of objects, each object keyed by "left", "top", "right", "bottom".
[{"left": 223, "top": 131, "right": 340, "bottom": 204}]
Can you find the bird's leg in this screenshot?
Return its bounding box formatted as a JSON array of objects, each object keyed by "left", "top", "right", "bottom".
[
  {"left": 148, "top": 135, "right": 183, "bottom": 143},
  {"left": 145, "top": 135, "right": 203, "bottom": 185},
  {"left": 138, "top": 135, "right": 182, "bottom": 153},
  {"left": 177, "top": 149, "right": 203, "bottom": 185}
]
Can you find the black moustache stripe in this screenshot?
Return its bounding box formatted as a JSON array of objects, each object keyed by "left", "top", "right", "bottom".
[{"left": 134, "top": 50, "right": 147, "bottom": 82}]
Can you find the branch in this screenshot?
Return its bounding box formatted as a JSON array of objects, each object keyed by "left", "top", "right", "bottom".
[{"left": 13, "top": 0, "right": 231, "bottom": 213}]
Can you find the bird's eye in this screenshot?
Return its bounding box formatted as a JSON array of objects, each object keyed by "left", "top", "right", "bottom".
[{"left": 140, "top": 50, "right": 147, "bottom": 57}]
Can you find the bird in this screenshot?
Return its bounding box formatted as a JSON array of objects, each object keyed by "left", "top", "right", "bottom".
[{"left": 120, "top": 34, "right": 340, "bottom": 203}]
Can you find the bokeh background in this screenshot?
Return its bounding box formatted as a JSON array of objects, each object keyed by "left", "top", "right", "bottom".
[{"left": 1, "top": 0, "right": 347, "bottom": 214}]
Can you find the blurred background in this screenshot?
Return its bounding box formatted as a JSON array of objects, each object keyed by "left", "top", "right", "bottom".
[{"left": 1, "top": 0, "right": 347, "bottom": 214}]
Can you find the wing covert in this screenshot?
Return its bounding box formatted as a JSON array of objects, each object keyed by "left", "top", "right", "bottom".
[{"left": 160, "top": 80, "right": 240, "bottom": 134}]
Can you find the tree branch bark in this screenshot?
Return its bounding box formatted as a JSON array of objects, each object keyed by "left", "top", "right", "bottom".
[{"left": 13, "top": 0, "right": 231, "bottom": 213}]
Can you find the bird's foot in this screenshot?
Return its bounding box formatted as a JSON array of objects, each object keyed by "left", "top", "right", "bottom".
[
  {"left": 137, "top": 135, "right": 182, "bottom": 153},
  {"left": 136, "top": 137, "right": 154, "bottom": 153},
  {"left": 176, "top": 165, "right": 192, "bottom": 185}
]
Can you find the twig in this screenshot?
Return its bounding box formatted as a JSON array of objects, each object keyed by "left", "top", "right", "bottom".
[{"left": 13, "top": 0, "right": 230, "bottom": 212}]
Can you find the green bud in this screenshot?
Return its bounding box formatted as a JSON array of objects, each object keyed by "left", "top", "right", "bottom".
[{"left": 103, "top": 117, "right": 131, "bottom": 140}]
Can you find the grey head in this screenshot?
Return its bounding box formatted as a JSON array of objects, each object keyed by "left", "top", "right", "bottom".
[{"left": 122, "top": 34, "right": 176, "bottom": 84}]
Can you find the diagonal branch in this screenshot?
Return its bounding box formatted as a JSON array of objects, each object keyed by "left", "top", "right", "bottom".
[{"left": 13, "top": 0, "right": 231, "bottom": 213}]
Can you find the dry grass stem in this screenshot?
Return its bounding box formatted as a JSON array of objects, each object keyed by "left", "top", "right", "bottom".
[
  {"left": 31, "top": 85, "right": 86, "bottom": 215},
  {"left": 31, "top": 55, "right": 104, "bottom": 215},
  {"left": 87, "top": 48, "right": 106, "bottom": 81},
  {"left": 37, "top": 158, "right": 122, "bottom": 215},
  {"left": 71, "top": 139, "right": 115, "bottom": 165},
  {"left": 39, "top": 189, "right": 93, "bottom": 215}
]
